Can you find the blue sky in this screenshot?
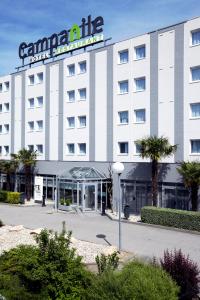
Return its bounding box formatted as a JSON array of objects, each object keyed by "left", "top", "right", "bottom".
[{"left": 0, "top": 0, "right": 200, "bottom": 75}]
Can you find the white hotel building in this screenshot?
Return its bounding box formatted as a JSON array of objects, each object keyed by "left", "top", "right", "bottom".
[{"left": 0, "top": 16, "right": 200, "bottom": 212}]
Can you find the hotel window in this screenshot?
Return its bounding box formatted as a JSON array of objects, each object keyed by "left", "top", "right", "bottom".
[
  {"left": 28, "top": 121, "right": 34, "bottom": 131},
  {"left": 78, "top": 88, "right": 86, "bottom": 100},
  {"left": 135, "top": 142, "right": 142, "bottom": 154},
  {"left": 67, "top": 143, "right": 75, "bottom": 154},
  {"left": 4, "top": 103, "right": 9, "bottom": 112},
  {"left": 67, "top": 117, "right": 75, "bottom": 128},
  {"left": 4, "top": 82, "right": 9, "bottom": 92},
  {"left": 118, "top": 111, "right": 128, "bottom": 124},
  {"left": 135, "top": 77, "right": 146, "bottom": 91},
  {"left": 28, "top": 75, "right": 34, "bottom": 85},
  {"left": 191, "top": 140, "right": 200, "bottom": 154},
  {"left": 37, "top": 72, "right": 43, "bottom": 84},
  {"left": 36, "top": 144, "right": 43, "bottom": 155},
  {"left": 79, "top": 61, "right": 86, "bottom": 74},
  {"left": 0, "top": 125, "right": 2, "bottom": 134},
  {"left": 37, "top": 96, "right": 43, "bottom": 107},
  {"left": 28, "top": 145, "right": 34, "bottom": 152},
  {"left": 190, "top": 103, "right": 200, "bottom": 118},
  {"left": 0, "top": 84, "right": 2, "bottom": 93},
  {"left": 0, "top": 104, "right": 2, "bottom": 113},
  {"left": 119, "top": 50, "right": 128, "bottom": 64},
  {"left": 28, "top": 98, "right": 34, "bottom": 108},
  {"left": 119, "top": 142, "right": 128, "bottom": 154},
  {"left": 68, "top": 64, "right": 75, "bottom": 76},
  {"left": 191, "top": 30, "right": 200, "bottom": 46},
  {"left": 78, "top": 143, "right": 86, "bottom": 155},
  {"left": 4, "top": 124, "right": 9, "bottom": 134},
  {"left": 4, "top": 146, "right": 9, "bottom": 156},
  {"left": 191, "top": 67, "right": 200, "bottom": 82},
  {"left": 134, "top": 109, "right": 146, "bottom": 123},
  {"left": 135, "top": 45, "right": 146, "bottom": 60},
  {"left": 119, "top": 80, "right": 128, "bottom": 94},
  {"left": 36, "top": 120, "right": 43, "bottom": 131},
  {"left": 67, "top": 90, "right": 75, "bottom": 102},
  {"left": 78, "top": 116, "right": 86, "bottom": 128}
]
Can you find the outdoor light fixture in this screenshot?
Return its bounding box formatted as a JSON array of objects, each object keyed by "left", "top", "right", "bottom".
[{"left": 112, "top": 162, "right": 124, "bottom": 253}]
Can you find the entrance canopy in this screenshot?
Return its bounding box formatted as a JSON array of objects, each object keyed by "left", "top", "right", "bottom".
[{"left": 59, "top": 167, "right": 107, "bottom": 181}]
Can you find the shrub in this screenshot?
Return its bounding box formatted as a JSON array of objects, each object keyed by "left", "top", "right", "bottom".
[
  {"left": 0, "top": 223, "right": 92, "bottom": 299},
  {"left": 95, "top": 252, "right": 119, "bottom": 275},
  {"left": 65, "top": 198, "right": 71, "bottom": 206},
  {"left": 0, "top": 220, "right": 3, "bottom": 227},
  {"left": 160, "top": 249, "right": 200, "bottom": 300},
  {"left": 7, "top": 192, "right": 20, "bottom": 204},
  {"left": 0, "top": 190, "right": 8, "bottom": 202},
  {"left": 86, "top": 260, "right": 179, "bottom": 300},
  {"left": 141, "top": 206, "right": 200, "bottom": 231}
]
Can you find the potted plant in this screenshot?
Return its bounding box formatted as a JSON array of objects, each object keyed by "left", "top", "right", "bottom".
[{"left": 58, "top": 198, "right": 72, "bottom": 211}]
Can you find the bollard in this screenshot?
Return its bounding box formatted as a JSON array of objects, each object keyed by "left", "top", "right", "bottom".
[{"left": 42, "top": 194, "right": 46, "bottom": 207}]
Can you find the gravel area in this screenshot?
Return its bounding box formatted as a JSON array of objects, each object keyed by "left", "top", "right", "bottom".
[{"left": 0, "top": 225, "right": 118, "bottom": 264}]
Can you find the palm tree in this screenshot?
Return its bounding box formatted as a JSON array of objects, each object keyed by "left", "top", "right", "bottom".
[
  {"left": 177, "top": 161, "right": 200, "bottom": 211},
  {"left": 17, "top": 149, "right": 37, "bottom": 201},
  {"left": 0, "top": 156, "right": 19, "bottom": 191},
  {"left": 137, "top": 136, "right": 177, "bottom": 206}
]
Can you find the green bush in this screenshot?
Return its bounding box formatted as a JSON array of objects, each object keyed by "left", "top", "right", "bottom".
[
  {"left": 7, "top": 192, "right": 20, "bottom": 204},
  {"left": 86, "top": 260, "right": 179, "bottom": 300},
  {"left": 141, "top": 206, "right": 200, "bottom": 231},
  {"left": 95, "top": 252, "right": 119, "bottom": 275},
  {"left": 0, "top": 223, "right": 92, "bottom": 300},
  {"left": 0, "top": 190, "right": 8, "bottom": 202}
]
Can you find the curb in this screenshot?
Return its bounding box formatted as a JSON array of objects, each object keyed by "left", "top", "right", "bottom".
[{"left": 105, "top": 212, "right": 200, "bottom": 236}]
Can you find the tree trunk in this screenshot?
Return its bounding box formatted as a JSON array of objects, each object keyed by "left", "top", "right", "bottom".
[
  {"left": 6, "top": 173, "right": 11, "bottom": 191},
  {"left": 191, "top": 183, "right": 198, "bottom": 211},
  {"left": 25, "top": 166, "right": 32, "bottom": 201},
  {"left": 152, "top": 159, "right": 158, "bottom": 207}
]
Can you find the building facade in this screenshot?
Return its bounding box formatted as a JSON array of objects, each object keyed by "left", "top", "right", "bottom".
[{"left": 0, "top": 16, "right": 200, "bottom": 211}]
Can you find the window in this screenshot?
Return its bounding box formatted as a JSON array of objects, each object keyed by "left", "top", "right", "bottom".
[
  {"left": 135, "top": 77, "right": 146, "bottom": 91},
  {"left": 135, "top": 142, "right": 142, "bottom": 154},
  {"left": 119, "top": 80, "right": 128, "bottom": 94},
  {"left": 79, "top": 61, "right": 86, "bottom": 74},
  {"left": 78, "top": 116, "right": 86, "bottom": 128},
  {"left": 28, "top": 145, "right": 34, "bottom": 151},
  {"left": 191, "top": 67, "right": 200, "bottom": 82},
  {"left": 37, "top": 72, "right": 43, "bottom": 84},
  {"left": 118, "top": 111, "right": 128, "bottom": 124},
  {"left": 36, "top": 144, "right": 43, "bottom": 154},
  {"left": 67, "top": 144, "right": 75, "bottom": 154},
  {"left": 4, "top": 103, "right": 9, "bottom": 112},
  {"left": 36, "top": 120, "right": 43, "bottom": 131},
  {"left": 134, "top": 109, "right": 146, "bottom": 123},
  {"left": 78, "top": 143, "right": 86, "bottom": 155},
  {"left": 4, "top": 146, "right": 9, "bottom": 156},
  {"left": 67, "top": 90, "right": 75, "bottom": 102},
  {"left": 192, "top": 30, "right": 200, "bottom": 46},
  {"left": 190, "top": 103, "right": 200, "bottom": 118},
  {"left": 28, "top": 98, "right": 34, "bottom": 108},
  {"left": 0, "top": 84, "right": 2, "bottom": 93},
  {"left": 4, "top": 82, "right": 9, "bottom": 92},
  {"left": 78, "top": 88, "right": 86, "bottom": 100},
  {"left": 0, "top": 125, "right": 2, "bottom": 134},
  {"left": 28, "top": 121, "right": 34, "bottom": 131},
  {"left": 28, "top": 75, "right": 34, "bottom": 85},
  {"left": 119, "top": 50, "right": 128, "bottom": 64},
  {"left": 68, "top": 64, "right": 75, "bottom": 76},
  {"left": 4, "top": 124, "right": 9, "bottom": 133},
  {"left": 37, "top": 96, "right": 43, "bottom": 107},
  {"left": 119, "top": 142, "right": 128, "bottom": 154},
  {"left": 135, "top": 45, "right": 146, "bottom": 60},
  {"left": 0, "top": 104, "right": 2, "bottom": 113},
  {"left": 67, "top": 117, "right": 75, "bottom": 128},
  {"left": 191, "top": 140, "right": 200, "bottom": 154}
]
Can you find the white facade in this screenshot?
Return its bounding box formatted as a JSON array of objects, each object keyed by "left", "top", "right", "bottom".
[{"left": 1, "top": 16, "right": 200, "bottom": 163}]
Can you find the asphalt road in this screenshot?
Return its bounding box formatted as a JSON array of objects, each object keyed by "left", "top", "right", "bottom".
[{"left": 0, "top": 204, "right": 200, "bottom": 266}]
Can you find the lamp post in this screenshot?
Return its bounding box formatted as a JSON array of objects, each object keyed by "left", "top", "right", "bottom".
[{"left": 112, "top": 162, "right": 124, "bottom": 253}]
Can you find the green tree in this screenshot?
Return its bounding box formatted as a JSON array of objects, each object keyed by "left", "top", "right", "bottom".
[
  {"left": 17, "top": 148, "right": 37, "bottom": 201},
  {"left": 0, "top": 155, "right": 19, "bottom": 191},
  {"left": 177, "top": 161, "right": 200, "bottom": 211},
  {"left": 137, "top": 136, "right": 177, "bottom": 206}
]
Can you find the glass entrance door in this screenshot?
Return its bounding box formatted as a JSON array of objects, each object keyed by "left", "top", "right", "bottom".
[{"left": 84, "top": 184, "right": 97, "bottom": 210}]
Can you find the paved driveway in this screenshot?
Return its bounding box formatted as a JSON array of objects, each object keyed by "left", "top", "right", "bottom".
[{"left": 0, "top": 204, "right": 200, "bottom": 266}]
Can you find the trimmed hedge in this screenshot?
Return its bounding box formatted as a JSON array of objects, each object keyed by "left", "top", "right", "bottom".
[
  {"left": 0, "top": 190, "right": 20, "bottom": 204},
  {"left": 141, "top": 206, "right": 200, "bottom": 232}
]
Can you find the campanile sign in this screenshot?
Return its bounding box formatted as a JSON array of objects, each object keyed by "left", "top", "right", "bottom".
[{"left": 18, "top": 15, "right": 104, "bottom": 66}]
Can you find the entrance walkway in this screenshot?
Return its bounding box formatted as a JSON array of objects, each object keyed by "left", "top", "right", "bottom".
[{"left": 0, "top": 204, "right": 200, "bottom": 266}]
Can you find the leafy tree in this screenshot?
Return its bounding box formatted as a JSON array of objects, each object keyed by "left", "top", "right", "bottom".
[
  {"left": 0, "top": 155, "right": 19, "bottom": 191},
  {"left": 137, "top": 136, "right": 177, "bottom": 206},
  {"left": 177, "top": 161, "right": 200, "bottom": 211},
  {"left": 16, "top": 148, "right": 37, "bottom": 201}
]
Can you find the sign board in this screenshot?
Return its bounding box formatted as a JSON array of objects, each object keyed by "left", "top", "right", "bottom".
[{"left": 34, "top": 176, "right": 43, "bottom": 201}]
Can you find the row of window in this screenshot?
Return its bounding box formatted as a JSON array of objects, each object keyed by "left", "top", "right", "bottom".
[
  {"left": 0, "top": 82, "right": 9, "bottom": 93},
  {"left": 119, "top": 78, "right": 146, "bottom": 94},
  {"left": 67, "top": 116, "right": 86, "bottom": 128},
  {"left": 28, "top": 144, "right": 43, "bottom": 154},
  {"left": 28, "top": 121, "right": 43, "bottom": 132},
  {"left": 0, "top": 146, "right": 9, "bottom": 156},
  {"left": 66, "top": 143, "right": 86, "bottom": 155},
  {"left": 28, "top": 96, "right": 43, "bottom": 108},
  {"left": 28, "top": 72, "right": 43, "bottom": 85},
  {"left": 118, "top": 45, "right": 146, "bottom": 64},
  {"left": 0, "top": 124, "right": 9, "bottom": 134},
  {"left": 118, "top": 140, "right": 200, "bottom": 155},
  {"left": 118, "top": 110, "right": 146, "bottom": 124},
  {"left": 67, "top": 61, "right": 86, "bottom": 76},
  {"left": 0, "top": 103, "right": 9, "bottom": 113},
  {"left": 67, "top": 88, "right": 86, "bottom": 102}
]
